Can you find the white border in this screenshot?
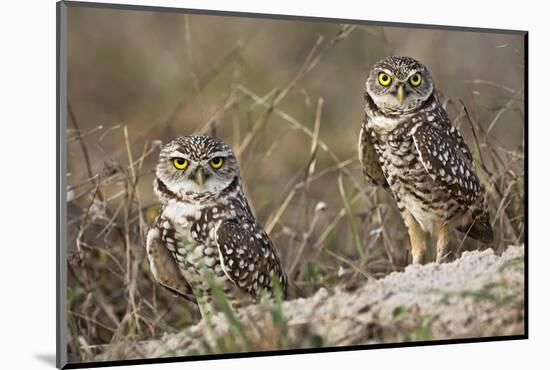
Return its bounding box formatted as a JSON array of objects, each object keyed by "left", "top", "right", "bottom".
[{"left": 1, "top": 0, "right": 546, "bottom": 369}]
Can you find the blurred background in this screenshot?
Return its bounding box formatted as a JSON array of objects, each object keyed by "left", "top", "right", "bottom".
[{"left": 65, "top": 5, "right": 525, "bottom": 363}]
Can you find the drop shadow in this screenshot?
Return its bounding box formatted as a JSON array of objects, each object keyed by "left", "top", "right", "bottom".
[{"left": 34, "top": 353, "right": 57, "bottom": 367}]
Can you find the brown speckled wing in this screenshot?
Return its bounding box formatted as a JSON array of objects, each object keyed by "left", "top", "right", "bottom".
[
  {"left": 412, "top": 112, "right": 493, "bottom": 243},
  {"left": 359, "top": 123, "right": 389, "bottom": 190},
  {"left": 215, "top": 219, "right": 287, "bottom": 299},
  {"left": 145, "top": 226, "right": 197, "bottom": 303},
  {"left": 412, "top": 117, "right": 480, "bottom": 205}
]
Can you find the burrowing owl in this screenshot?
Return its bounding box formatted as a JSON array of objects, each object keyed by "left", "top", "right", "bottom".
[
  {"left": 358, "top": 55, "right": 493, "bottom": 264},
  {"left": 146, "top": 135, "right": 287, "bottom": 317}
]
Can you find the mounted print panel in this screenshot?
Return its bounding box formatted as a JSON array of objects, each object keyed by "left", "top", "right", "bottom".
[{"left": 57, "top": 1, "right": 527, "bottom": 368}]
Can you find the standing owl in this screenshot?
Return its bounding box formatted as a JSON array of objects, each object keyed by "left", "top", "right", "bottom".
[
  {"left": 358, "top": 55, "right": 493, "bottom": 264},
  {"left": 146, "top": 135, "right": 287, "bottom": 318}
]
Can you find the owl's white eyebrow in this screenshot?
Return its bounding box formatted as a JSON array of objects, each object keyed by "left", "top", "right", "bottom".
[
  {"left": 173, "top": 151, "right": 187, "bottom": 156},
  {"left": 210, "top": 151, "right": 231, "bottom": 158}
]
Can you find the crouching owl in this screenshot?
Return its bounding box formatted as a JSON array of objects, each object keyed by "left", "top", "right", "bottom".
[{"left": 146, "top": 135, "right": 287, "bottom": 318}]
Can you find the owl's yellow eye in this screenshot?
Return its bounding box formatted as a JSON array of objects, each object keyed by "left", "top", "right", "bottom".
[
  {"left": 172, "top": 158, "right": 189, "bottom": 170},
  {"left": 209, "top": 157, "right": 224, "bottom": 169},
  {"left": 409, "top": 73, "right": 422, "bottom": 87},
  {"left": 378, "top": 72, "right": 392, "bottom": 86}
]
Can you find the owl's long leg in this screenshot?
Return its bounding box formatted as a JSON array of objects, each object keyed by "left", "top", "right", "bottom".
[
  {"left": 401, "top": 211, "right": 428, "bottom": 264},
  {"left": 194, "top": 276, "right": 243, "bottom": 319},
  {"left": 435, "top": 224, "right": 452, "bottom": 263},
  {"left": 196, "top": 295, "right": 216, "bottom": 319}
]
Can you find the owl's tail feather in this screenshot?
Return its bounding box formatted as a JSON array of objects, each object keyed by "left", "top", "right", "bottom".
[
  {"left": 456, "top": 209, "right": 494, "bottom": 244},
  {"left": 285, "top": 279, "right": 305, "bottom": 300}
]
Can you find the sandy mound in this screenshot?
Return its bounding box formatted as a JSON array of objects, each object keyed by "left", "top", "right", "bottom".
[{"left": 97, "top": 245, "right": 524, "bottom": 361}]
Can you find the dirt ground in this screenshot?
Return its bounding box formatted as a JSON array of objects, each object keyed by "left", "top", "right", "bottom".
[{"left": 96, "top": 245, "right": 524, "bottom": 362}]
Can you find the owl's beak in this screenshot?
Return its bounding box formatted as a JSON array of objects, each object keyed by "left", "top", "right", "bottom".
[
  {"left": 397, "top": 84, "right": 406, "bottom": 105},
  {"left": 194, "top": 167, "right": 206, "bottom": 186}
]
